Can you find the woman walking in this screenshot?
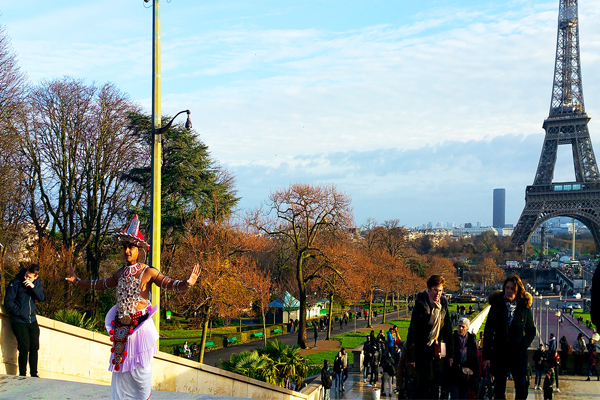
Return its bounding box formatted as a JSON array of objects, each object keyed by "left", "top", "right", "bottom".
[{"left": 448, "top": 317, "right": 479, "bottom": 399}]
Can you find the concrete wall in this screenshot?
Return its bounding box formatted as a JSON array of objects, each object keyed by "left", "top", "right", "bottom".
[
  {"left": 0, "top": 309, "right": 322, "bottom": 400},
  {"left": 468, "top": 304, "right": 490, "bottom": 335}
]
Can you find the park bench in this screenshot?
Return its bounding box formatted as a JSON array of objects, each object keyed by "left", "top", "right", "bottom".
[
  {"left": 272, "top": 328, "right": 282, "bottom": 334},
  {"left": 205, "top": 341, "right": 216, "bottom": 350},
  {"left": 252, "top": 332, "right": 263, "bottom": 338},
  {"left": 227, "top": 337, "right": 238, "bottom": 345}
]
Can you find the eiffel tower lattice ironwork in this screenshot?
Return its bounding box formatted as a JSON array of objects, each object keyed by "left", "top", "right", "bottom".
[{"left": 511, "top": 0, "right": 600, "bottom": 250}]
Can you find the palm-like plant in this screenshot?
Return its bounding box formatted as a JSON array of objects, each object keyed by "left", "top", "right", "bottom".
[
  {"left": 221, "top": 340, "right": 309, "bottom": 388},
  {"left": 54, "top": 309, "right": 98, "bottom": 331},
  {"left": 258, "top": 340, "right": 309, "bottom": 387}
]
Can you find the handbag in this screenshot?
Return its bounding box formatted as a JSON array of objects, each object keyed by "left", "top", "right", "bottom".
[{"left": 434, "top": 341, "right": 446, "bottom": 358}]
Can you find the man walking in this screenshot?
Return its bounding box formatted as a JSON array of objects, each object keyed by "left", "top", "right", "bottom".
[
  {"left": 406, "top": 275, "right": 453, "bottom": 399},
  {"left": 573, "top": 333, "right": 586, "bottom": 375},
  {"left": 4, "top": 264, "right": 45, "bottom": 377}
]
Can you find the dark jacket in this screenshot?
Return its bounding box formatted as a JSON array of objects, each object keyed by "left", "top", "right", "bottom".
[
  {"left": 533, "top": 349, "right": 547, "bottom": 371},
  {"left": 363, "top": 340, "right": 374, "bottom": 365},
  {"left": 406, "top": 291, "right": 453, "bottom": 364},
  {"left": 451, "top": 331, "right": 480, "bottom": 385},
  {"left": 321, "top": 366, "right": 332, "bottom": 389},
  {"left": 483, "top": 290, "right": 535, "bottom": 373},
  {"left": 4, "top": 268, "right": 45, "bottom": 324},
  {"left": 382, "top": 351, "right": 397, "bottom": 376},
  {"left": 333, "top": 357, "right": 343, "bottom": 374},
  {"left": 371, "top": 340, "right": 381, "bottom": 366}
]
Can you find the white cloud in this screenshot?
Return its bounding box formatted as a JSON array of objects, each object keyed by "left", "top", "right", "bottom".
[{"left": 4, "top": 0, "right": 600, "bottom": 228}]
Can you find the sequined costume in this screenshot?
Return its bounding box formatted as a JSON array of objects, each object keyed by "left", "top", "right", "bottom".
[{"left": 105, "top": 263, "right": 158, "bottom": 400}]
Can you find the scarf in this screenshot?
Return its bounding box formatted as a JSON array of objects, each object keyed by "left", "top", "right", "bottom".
[
  {"left": 505, "top": 297, "right": 517, "bottom": 326},
  {"left": 427, "top": 299, "right": 443, "bottom": 346},
  {"left": 459, "top": 335, "right": 468, "bottom": 364}
]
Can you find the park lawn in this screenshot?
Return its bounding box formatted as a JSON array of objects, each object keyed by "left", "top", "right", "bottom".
[
  {"left": 477, "top": 320, "right": 486, "bottom": 336},
  {"left": 303, "top": 350, "right": 354, "bottom": 367},
  {"left": 572, "top": 310, "right": 591, "bottom": 320},
  {"left": 159, "top": 326, "right": 238, "bottom": 338},
  {"left": 332, "top": 331, "right": 369, "bottom": 349}
]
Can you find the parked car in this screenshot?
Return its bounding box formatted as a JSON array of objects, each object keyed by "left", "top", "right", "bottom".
[{"left": 565, "top": 302, "right": 582, "bottom": 309}]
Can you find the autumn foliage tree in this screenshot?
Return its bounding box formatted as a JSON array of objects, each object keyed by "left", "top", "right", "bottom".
[
  {"left": 312, "top": 238, "right": 357, "bottom": 340},
  {"left": 252, "top": 183, "right": 353, "bottom": 348},
  {"left": 170, "top": 215, "right": 268, "bottom": 362}
]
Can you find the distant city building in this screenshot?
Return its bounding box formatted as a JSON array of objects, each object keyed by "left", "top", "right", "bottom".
[
  {"left": 496, "top": 227, "right": 514, "bottom": 237},
  {"left": 454, "top": 226, "right": 498, "bottom": 237},
  {"left": 493, "top": 188, "right": 506, "bottom": 228}
]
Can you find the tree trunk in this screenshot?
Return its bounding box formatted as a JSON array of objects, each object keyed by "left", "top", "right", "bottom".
[
  {"left": 382, "top": 290, "right": 388, "bottom": 323},
  {"left": 199, "top": 307, "right": 211, "bottom": 364},
  {"left": 297, "top": 255, "right": 308, "bottom": 348},
  {"left": 367, "top": 290, "right": 373, "bottom": 328},
  {"left": 326, "top": 292, "right": 334, "bottom": 340},
  {"left": 262, "top": 307, "right": 267, "bottom": 347}
]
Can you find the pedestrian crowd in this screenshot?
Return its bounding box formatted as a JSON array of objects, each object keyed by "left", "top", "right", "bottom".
[{"left": 320, "top": 271, "right": 600, "bottom": 400}]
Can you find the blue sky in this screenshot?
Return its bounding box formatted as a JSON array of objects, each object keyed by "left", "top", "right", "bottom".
[{"left": 2, "top": 0, "right": 600, "bottom": 228}]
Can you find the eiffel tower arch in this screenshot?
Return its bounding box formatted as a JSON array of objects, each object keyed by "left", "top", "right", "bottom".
[{"left": 511, "top": 0, "right": 600, "bottom": 251}]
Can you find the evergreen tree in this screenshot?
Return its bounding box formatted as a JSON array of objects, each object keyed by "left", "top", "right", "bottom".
[{"left": 124, "top": 112, "right": 239, "bottom": 240}]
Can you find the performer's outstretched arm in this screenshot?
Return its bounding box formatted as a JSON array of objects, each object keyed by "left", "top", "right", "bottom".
[
  {"left": 152, "top": 264, "right": 200, "bottom": 292},
  {"left": 65, "top": 263, "right": 119, "bottom": 291}
]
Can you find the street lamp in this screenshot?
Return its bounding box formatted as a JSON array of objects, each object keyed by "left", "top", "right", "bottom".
[
  {"left": 555, "top": 310, "right": 561, "bottom": 344},
  {"left": 538, "top": 293, "right": 542, "bottom": 344},
  {"left": 545, "top": 299, "right": 550, "bottom": 344},
  {"left": 149, "top": 0, "right": 193, "bottom": 333}
]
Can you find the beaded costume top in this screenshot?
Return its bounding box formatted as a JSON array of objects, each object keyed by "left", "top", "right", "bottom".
[{"left": 116, "top": 263, "right": 150, "bottom": 319}]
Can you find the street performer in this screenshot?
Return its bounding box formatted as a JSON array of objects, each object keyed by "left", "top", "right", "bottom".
[{"left": 66, "top": 215, "right": 199, "bottom": 400}]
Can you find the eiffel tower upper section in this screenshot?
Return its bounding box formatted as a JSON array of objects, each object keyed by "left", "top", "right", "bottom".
[
  {"left": 534, "top": 0, "right": 599, "bottom": 186},
  {"left": 511, "top": 0, "right": 600, "bottom": 250}
]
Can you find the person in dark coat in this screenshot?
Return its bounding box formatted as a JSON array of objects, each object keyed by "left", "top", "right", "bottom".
[
  {"left": 313, "top": 322, "right": 318, "bottom": 347},
  {"left": 333, "top": 354, "right": 343, "bottom": 391},
  {"left": 483, "top": 274, "right": 535, "bottom": 400},
  {"left": 406, "top": 275, "right": 454, "bottom": 399},
  {"left": 448, "top": 317, "right": 479, "bottom": 400},
  {"left": 4, "top": 264, "right": 45, "bottom": 377},
  {"left": 363, "top": 336, "right": 374, "bottom": 383},
  {"left": 559, "top": 335, "right": 569, "bottom": 374},
  {"left": 533, "top": 344, "right": 547, "bottom": 390},
  {"left": 369, "top": 336, "right": 381, "bottom": 387},
  {"left": 543, "top": 368, "right": 554, "bottom": 400},
  {"left": 321, "top": 359, "right": 332, "bottom": 400}
]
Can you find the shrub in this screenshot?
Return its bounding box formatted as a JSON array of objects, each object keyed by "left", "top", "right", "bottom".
[{"left": 54, "top": 309, "right": 98, "bottom": 331}]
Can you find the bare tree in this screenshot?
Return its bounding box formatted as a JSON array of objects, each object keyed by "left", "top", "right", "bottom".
[
  {"left": 252, "top": 183, "right": 353, "bottom": 348},
  {"left": 0, "top": 25, "right": 28, "bottom": 297},
  {"left": 22, "top": 78, "right": 142, "bottom": 279}
]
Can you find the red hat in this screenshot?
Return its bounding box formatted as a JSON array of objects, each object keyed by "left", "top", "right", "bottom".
[{"left": 114, "top": 215, "right": 150, "bottom": 250}]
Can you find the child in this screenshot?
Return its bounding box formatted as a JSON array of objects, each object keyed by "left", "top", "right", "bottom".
[{"left": 543, "top": 368, "right": 554, "bottom": 400}]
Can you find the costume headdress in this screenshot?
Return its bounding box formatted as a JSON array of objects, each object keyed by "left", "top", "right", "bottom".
[{"left": 114, "top": 215, "right": 150, "bottom": 250}]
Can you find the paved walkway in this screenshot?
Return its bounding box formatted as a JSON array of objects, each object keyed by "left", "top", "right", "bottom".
[
  {"left": 0, "top": 375, "right": 246, "bottom": 400},
  {"left": 201, "top": 308, "right": 409, "bottom": 367},
  {"left": 326, "top": 367, "right": 600, "bottom": 399}
]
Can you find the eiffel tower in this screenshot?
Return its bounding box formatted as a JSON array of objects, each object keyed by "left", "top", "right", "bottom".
[{"left": 511, "top": 0, "right": 600, "bottom": 250}]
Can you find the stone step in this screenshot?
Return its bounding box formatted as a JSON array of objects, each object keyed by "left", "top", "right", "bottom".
[{"left": 0, "top": 375, "right": 247, "bottom": 400}]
